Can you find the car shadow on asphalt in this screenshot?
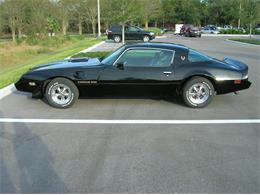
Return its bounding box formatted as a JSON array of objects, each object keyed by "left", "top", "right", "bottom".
[
  {"left": 12, "top": 86, "right": 186, "bottom": 107},
  {"left": 0, "top": 111, "right": 69, "bottom": 193},
  {"left": 78, "top": 86, "right": 185, "bottom": 106}
]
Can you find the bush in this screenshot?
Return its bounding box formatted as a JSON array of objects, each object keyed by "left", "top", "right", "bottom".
[
  {"left": 26, "top": 36, "right": 40, "bottom": 45},
  {"left": 251, "top": 29, "right": 260, "bottom": 35},
  {"left": 220, "top": 28, "right": 260, "bottom": 35},
  {"left": 219, "top": 29, "right": 247, "bottom": 34},
  {"left": 144, "top": 27, "right": 163, "bottom": 36},
  {"left": 26, "top": 35, "right": 74, "bottom": 47}
]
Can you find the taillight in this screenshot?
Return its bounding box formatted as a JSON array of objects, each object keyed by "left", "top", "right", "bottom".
[{"left": 234, "top": 80, "right": 241, "bottom": 84}]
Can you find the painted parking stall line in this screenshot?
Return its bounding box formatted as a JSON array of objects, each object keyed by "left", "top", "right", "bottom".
[{"left": 0, "top": 118, "right": 259, "bottom": 124}]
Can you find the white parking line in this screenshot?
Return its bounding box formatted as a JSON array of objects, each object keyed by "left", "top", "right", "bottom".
[{"left": 0, "top": 118, "right": 259, "bottom": 124}]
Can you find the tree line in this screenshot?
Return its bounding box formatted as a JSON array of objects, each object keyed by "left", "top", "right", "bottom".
[{"left": 0, "top": 0, "right": 259, "bottom": 42}]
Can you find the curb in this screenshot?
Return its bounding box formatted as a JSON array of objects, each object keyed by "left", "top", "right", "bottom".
[
  {"left": 155, "top": 35, "right": 167, "bottom": 39},
  {"left": 225, "top": 39, "right": 260, "bottom": 47},
  {"left": 202, "top": 34, "right": 260, "bottom": 38},
  {"left": 0, "top": 84, "right": 16, "bottom": 100},
  {"left": 64, "top": 41, "right": 105, "bottom": 59},
  {"left": 0, "top": 41, "right": 106, "bottom": 100}
]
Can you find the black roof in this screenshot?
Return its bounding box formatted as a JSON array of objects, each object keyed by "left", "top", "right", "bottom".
[{"left": 124, "top": 42, "right": 188, "bottom": 52}]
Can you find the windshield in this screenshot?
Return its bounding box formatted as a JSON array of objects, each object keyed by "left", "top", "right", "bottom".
[{"left": 101, "top": 46, "right": 125, "bottom": 65}]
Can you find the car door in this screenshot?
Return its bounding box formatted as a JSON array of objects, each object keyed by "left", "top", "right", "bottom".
[
  {"left": 126, "top": 26, "right": 142, "bottom": 40},
  {"left": 99, "top": 48, "right": 175, "bottom": 85}
]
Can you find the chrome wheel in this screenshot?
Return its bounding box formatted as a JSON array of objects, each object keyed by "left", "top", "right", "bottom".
[
  {"left": 50, "top": 84, "right": 72, "bottom": 105},
  {"left": 114, "top": 36, "right": 121, "bottom": 43},
  {"left": 143, "top": 36, "right": 150, "bottom": 42},
  {"left": 187, "top": 83, "right": 210, "bottom": 104}
]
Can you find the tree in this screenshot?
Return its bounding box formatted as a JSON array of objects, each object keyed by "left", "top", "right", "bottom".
[
  {"left": 0, "top": 0, "right": 27, "bottom": 42},
  {"left": 105, "top": 0, "right": 140, "bottom": 43},
  {"left": 85, "top": 0, "right": 98, "bottom": 36},
  {"left": 25, "top": 0, "right": 54, "bottom": 36},
  {"left": 241, "top": 0, "right": 260, "bottom": 36},
  {"left": 139, "top": 0, "right": 162, "bottom": 28},
  {"left": 71, "top": 0, "right": 89, "bottom": 35},
  {"left": 161, "top": 0, "right": 176, "bottom": 24},
  {"left": 57, "top": 0, "right": 74, "bottom": 36},
  {"left": 46, "top": 17, "right": 60, "bottom": 36}
]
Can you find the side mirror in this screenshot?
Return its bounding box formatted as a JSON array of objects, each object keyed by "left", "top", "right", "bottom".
[{"left": 116, "top": 62, "right": 125, "bottom": 69}]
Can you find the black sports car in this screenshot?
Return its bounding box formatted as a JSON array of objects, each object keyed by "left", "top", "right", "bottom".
[{"left": 15, "top": 42, "right": 251, "bottom": 108}]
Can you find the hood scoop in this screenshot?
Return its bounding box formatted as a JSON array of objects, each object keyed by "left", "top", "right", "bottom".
[{"left": 68, "top": 57, "right": 89, "bottom": 63}]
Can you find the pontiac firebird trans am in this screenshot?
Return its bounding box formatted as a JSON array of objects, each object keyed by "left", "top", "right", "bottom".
[{"left": 15, "top": 42, "right": 251, "bottom": 108}]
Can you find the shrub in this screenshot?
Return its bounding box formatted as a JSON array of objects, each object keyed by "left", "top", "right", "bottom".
[
  {"left": 144, "top": 27, "right": 163, "bottom": 36},
  {"left": 219, "top": 29, "right": 247, "bottom": 34},
  {"left": 219, "top": 28, "right": 260, "bottom": 35}
]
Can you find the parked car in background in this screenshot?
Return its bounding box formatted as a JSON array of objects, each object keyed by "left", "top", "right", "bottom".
[
  {"left": 224, "top": 25, "right": 233, "bottom": 30},
  {"left": 174, "top": 24, "right": 184, "bottom": 34},
  {"left": 180, "top": 24, "right": 201, "bottom": 37},
  {"left": 201, "top": 25, "right": 219, "bottom": 34},
  {"left": 106, "top": 25, "right": 155, "bottom": 43},
  {"left": 256, "top": 23, "right": 260, "bottom": 30}
]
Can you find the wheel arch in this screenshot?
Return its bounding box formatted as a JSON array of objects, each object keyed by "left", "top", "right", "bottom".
[
  {"left": 42, "top": 76, "right": 79, "bottom": 95},
  {"left": 180, "top": 74, "right": 217, "bottom": 93}
]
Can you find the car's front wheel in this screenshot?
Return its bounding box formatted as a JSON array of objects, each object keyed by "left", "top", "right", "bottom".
[
  {"left": 182, "top": 77, "right": 215, "bottom": 108},
  {"left": 143, "top": 35, "right": 150, "bottom": 42},
  {"left": 114, "top": 35, "right": 121, "bottom": 43},
  {"left": 45, "top": 78, "right": 79, "bottom": 108}
]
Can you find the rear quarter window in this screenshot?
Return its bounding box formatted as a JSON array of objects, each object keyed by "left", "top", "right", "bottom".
[{"left": 188, "top": 49, "right": 211, "bottom": 63}]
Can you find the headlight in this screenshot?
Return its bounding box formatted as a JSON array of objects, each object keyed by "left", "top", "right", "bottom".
[{"left": 149, "top": 32, "right": 155, "bottom": 36}]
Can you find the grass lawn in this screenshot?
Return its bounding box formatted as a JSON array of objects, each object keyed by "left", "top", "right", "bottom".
[
  {"left": 229, "top": 38, "right": 260, "bottom": 45},
  {"left": 0, "top": 37, "right": 104, "bottom": 89},
  {"left": 71, "top": 51, "right": 110, "bottom": 58}
]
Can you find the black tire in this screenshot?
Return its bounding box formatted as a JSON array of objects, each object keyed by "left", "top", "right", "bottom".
[
  {"left": 143, "top": 35, "right": 150, "bottom": 42},
  {"left": 114, "top": 35, "right": 121, "bottom": 43},
  {"left": 182, "top": 76, "right": 215, "bottom": 108},
  {"left": 45, "top": 78, "right": 79, "bottom": 108}
]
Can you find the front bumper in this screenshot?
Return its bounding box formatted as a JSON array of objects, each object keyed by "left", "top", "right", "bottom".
[
  {"left": 216, "top": 79, "right": 251, "bottom": 94},
  {"left": 150, "top": 35, "right": 156, "bottom": 40},
  {"left": 15, "top": 77, "right": 43, "bottom": 98}
]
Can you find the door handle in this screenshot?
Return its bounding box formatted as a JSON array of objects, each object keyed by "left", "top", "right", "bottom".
[{"left": 163, "top": 71, "right": 172, "bottom": 76}]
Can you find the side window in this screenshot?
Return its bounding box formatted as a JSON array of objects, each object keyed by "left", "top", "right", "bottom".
[
  {"left": 128, "top": 26, "right": 139, "bottom": 32},
  {"left": 188, "top": 49, "right": 211, "bottom": 63},
  {"left": 116, "top": 49, "right": 174, "bottom": 67}
]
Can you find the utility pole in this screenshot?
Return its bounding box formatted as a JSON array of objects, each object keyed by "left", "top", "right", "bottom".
[
  {"left": 97, "top": 0, "right": 101, "bottom": 38},
  {"left": 238, "top": 1, "right": 241, "bottom": 28}
]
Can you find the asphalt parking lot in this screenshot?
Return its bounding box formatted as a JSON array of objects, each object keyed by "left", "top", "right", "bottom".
[{"left": 0, "top": 35, "right": 259, "bottom": 193}]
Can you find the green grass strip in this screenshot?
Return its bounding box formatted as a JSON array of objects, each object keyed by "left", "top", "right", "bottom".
[{"left": 0, "top": 38, "right": 103, "bottom": 89}]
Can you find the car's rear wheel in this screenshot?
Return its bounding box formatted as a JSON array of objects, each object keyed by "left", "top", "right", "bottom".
[
  {"left": 182, "top": 77, "right": 215, "bottom": 108},
  {"left": 114, "top": 35, "right": 121, "bottom": 43},
  {"left": 45, "top": 78, "right": 79, "bottom": 108},
  {"left": 185, "top": 32, "right": 189, "bottom": 37},
  {"left": 143, "top": 35, "right": 150, "bottom": 42}
]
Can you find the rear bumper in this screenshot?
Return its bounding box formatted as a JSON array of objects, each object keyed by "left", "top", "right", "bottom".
[
  {"left": 216, "top": 79, "right": 251, "bottom": 94},
  {"left": 190, "top": 31, "right": 201, "bottom": 37}
]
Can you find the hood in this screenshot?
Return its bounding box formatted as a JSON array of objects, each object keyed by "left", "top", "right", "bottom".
[{"left": 30, "top": 57, "right": 102, "bottom": 72}]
